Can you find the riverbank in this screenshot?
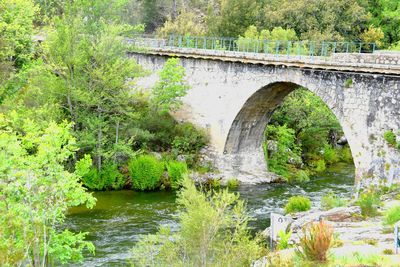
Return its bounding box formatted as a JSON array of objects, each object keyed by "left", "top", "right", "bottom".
[
  {"left": 256, "top": 188, "right": 400, "bottom": 266},
  {"left": 66, "top": 164, "right": 355, "bottom": 266}
]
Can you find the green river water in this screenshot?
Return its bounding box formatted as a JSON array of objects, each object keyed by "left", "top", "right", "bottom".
[{"left": 66, "top": 163, "right": 355, "bottom": 266}]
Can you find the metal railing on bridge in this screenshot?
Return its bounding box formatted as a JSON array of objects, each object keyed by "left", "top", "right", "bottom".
[{"left": 130, "top": 34, "right": 376, "bottom": 59}]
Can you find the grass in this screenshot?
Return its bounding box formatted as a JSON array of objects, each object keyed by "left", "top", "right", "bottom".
[
  {"left": 383, "top": 205, "right": 400, "bottom": 226},
  {"left": 284, "top": 196, "right": 311, "bottom": 214}
]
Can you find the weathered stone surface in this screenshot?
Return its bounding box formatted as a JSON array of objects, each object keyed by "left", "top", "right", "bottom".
[
  {"left": 133, "top": 52, "right": 400, "bottom": 186},
  {"left": 289, "top": 206, "right": 362, "bottom": 233}
]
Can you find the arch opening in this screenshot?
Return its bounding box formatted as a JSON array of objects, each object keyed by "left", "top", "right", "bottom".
[{"left": 224, "top": 82, "right": 355, "bottom": 182}]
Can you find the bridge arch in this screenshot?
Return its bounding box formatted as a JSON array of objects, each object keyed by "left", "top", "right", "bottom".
[{"left": 223, "top": 81, "right": 355, "bottom": 182}]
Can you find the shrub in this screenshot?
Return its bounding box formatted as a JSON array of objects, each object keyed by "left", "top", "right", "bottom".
[
  {"left": 128, "top": 155, "right": 164, "bottom": 191},
  {"left": 323, "top": 144, "right": 339, "bottom": 164},
  {"left": 100, "top": 162, "right": 125, "bottom": 190},
  {"left": 226, "top": 178, "right": 240, "bottom": 189},
  {"left": 297, "top": 221, "right": 333, "bottom": 262},
  {"left": 383, "top": 249, "right": 394, "bottom": 255},
  {"left": 285, "top": 196, "right": 311, "bottom": 214},
  {"left": 131, "top": 176, "right": 263, "bottom": 266},
  {"left": 277, "top": 230, "right": 292, "bottom": 250},
  {"left": 340, "top": 146, "right": 353, "bottom": 163},
  {"left": 166, "top": 160, "right": 188, "bottom": 189},
  {"left": 384, "top": 130, "right": 397, "bottom": 147},
  {"left": 363, "top": 239, "right": 378, "bottom": 246},
  {"left": 314, "top": 159, "right": 326, "bottom": 173},
  {"left": 321, "top": 191, "right": 347, "bottom": 210},
  {"left": 383, "top": 205, "right": 400, "bottom": 226},
  {"left": 356, "top": 190, "right": 381, "bottom": 217},
  {"left": 290, "top": 170, "right": 310, "bottom": 183},
  {"left": 76, "top": 156, "right": 125, "bottom": 190}
]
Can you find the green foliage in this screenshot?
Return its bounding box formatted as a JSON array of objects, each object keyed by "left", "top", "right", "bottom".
[
  {"left": 383, "top": 205, "right": 400, "bottom": 226},
  {"left": 277, "top": 230, "right": 292, "bottom": 250},
  {"left": 128, "top": 155, "right": 164, "bottom": 191},
  {"left": 360, "top": 25, "right": 385, "bottom": 47},
  {"left": 356, "top": 189, "right": 381, "bottom": 217},
  {"left": 344, "top": 78, "right": 353, "bottom": 88},
  {"left": 0, "top": 115, "right": 96, "bottom": 266},
  {"left": 384, "top": 130, "right": 398, "bottom": 147},
  {"left": 166, "top": 160, "right": 188, "bottom": 189},
  {"left": 226, "top": 178, "right": 240, "bottom": 189},
  {"left": 313, "top": 159, "right": 326, "bottom": 173},
  {"left": 152, "top": 58, "right": 189, "bottom": 113},
  {"left": 290, "top": 170, "right": 310, "bottom": 183},
  {"left": 265, "top": 124, "right": 301, "bottom": 178},
  {"left": 0, "top": 0, "right": 38, "bottom": 68},
  {"left": 131, "top": 176, "right": 264, "bottom": 266},
  {"left": 157, "top": 11, "right": 206, "bottom": 37},
  {"left": 321, "top": 191, "right": 347, "bottom": 210},
  {"left": 297, "top": 221, "right": 333, "bottom": 262},
  {"left": 284, "top": 196, "right": 311, "bottom": 214},
  {"left": 76, "top": 156, "right": 126, "bottom": 190},
  {"left": 207, "top": 0, "right": 259, "bottom": 37},
  {"left": 340, "top": 146, "right": 353, "bottom": 163},
  {"left": 323, "top": 145, "right": 340, "bottom": 165}
]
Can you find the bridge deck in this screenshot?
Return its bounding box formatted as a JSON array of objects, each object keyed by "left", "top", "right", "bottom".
[{"left": 130, "top": 38, "right": 400, "bottom": 75}]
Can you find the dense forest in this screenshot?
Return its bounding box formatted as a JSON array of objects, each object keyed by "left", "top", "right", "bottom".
[{"left": 1, "top": 0, "right": 400, "bottom": 265}]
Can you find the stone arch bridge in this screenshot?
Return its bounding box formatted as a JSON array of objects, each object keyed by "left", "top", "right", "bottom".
[{"left": 131, "top": 45, "right": 400, "bottom": 187}]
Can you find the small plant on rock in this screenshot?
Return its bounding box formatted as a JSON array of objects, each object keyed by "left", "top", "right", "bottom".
[
  {"left": 383, "top": 130, "right": 397, "bottom": 147},
  {"left": 297, "top": 221, "right": 333, "bottom": 262},
  {"left": 284, "top": 196, "right": 311, "bottom": 214},
  {"left": 277, "top": 230, "right": 292, "bottom": 250},
  {"left": 226, "top": 178, "right": 240, "bottom": 189},
  {"left": 383, "top": 205, "right": 400, "bottom": 226},
  {"left": 356, "top": 189, "right": 381, "bottom": 217},
  {"left": 321, "top": 190, "right": 347, "bottom": 210}
]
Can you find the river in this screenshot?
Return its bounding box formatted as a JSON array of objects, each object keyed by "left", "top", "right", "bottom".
[{"left": 65, "top": 163, "right": 355, "bottom": 266}]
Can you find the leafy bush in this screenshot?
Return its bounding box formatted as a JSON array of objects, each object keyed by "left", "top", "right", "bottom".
[
  {"left": 339, "top": 146, "right": 353, "bottom": 163},
  {"left": 131, "top": 176, "right": 263, "bottom": 266},
  {"left": 285, "top": 196, "right": 311, "bottom": 214},
  {"left": 266, "top": 124, "right": 301, "bottom": 178},
  {"left": 321, "top": 191, "right": 347, "bottom": 210},
  {"left": 313, "top": 159, "right": 326, "bottom": 173},
  {"left": 384, "top": 130, "right": 397, "bottom": 147},
  {"left": 76, "top": 156, "right": 125, "bottom": 190},
  {"left": 290, "top": 170, "right": 310, "bottom": 183},
  {"left": 297, "top": 221, "right": 333, "bottom": 262},
  {"left": 323, "top": 144, "right": 339, "bottom": 164},
  {"left": 277, "top": 230, "right": 292, "bottom": 250},
  {"left": 166, "top": 160, "right": 188, "bottom": 189},
  {"left": 383, "top": 205, "right": 400, "bottom": 226},
  {"left": 226, "top": 178, "right": 240, "bottom": 189},
  {"left": 356, "top": 190, "right": 381, "bottom": 217},
  {"left": 128, "top": 155, "right": 164, "bottom": 191},
  {"left": 172, "top": 122, "right": 208, "bottom": 161}
]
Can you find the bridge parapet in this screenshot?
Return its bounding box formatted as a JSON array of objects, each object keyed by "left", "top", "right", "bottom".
[{"left": 129, "top": 36, "right": 400, "bottom": 75}]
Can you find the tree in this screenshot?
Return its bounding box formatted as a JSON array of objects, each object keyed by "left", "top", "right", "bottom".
[
  {"left": 44, "top": 2, "right": 143, "bottom": 170},
  {"left": 0, "top": 115, "right": 96, "bottom": 266},
  {"left": 262, "top": 0, "right": 370, "bottom": 41},
  {"left": 131, "top": 176, "right": 263, "bottom": 266},
  {"left": 0, "top": 0, "right": 38, "bottom": 100},
  {"left": 152, "top": 58, "right": 189, "bottom": 113},
  {"left": 207, "top": 0, "right": 259, "bottom": 37}
]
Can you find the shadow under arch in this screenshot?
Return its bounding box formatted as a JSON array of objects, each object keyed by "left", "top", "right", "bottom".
[{"left": 223, "top": 81, "right": 355, "bottom": 181}]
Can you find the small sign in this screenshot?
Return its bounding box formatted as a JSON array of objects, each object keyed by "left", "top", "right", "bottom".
[
  {"left": 270, "top": 212, "right": 292, "bottom": 250},
  {"left": 395, "top": 222, "right": 400, "bottom": 254}
]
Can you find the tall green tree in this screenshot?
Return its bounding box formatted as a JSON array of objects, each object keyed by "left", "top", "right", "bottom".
[
  {"left": 44, "top": 2, "right": 143, "bottom": 170},
  {"left": 0, "top": 115, "right": 96, "bottom": 266},
  {"left": 207, "top": 0, "right": 259, "bottom": 37}
]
